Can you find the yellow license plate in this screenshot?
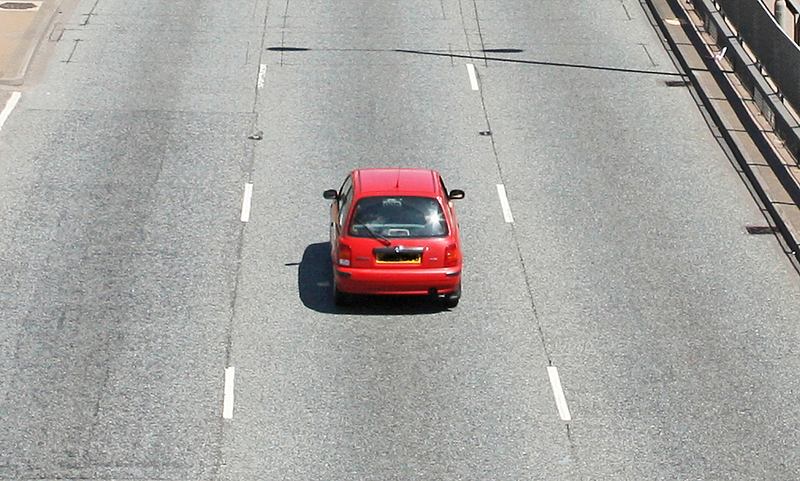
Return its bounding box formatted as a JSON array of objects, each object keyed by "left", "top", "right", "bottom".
[{"left": 375, "top": 254, "right": 421, "bottom": 264}]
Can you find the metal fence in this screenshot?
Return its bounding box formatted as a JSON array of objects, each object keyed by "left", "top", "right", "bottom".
[{"left": 715, "top": 0, "right": 800, "bottom": 111}]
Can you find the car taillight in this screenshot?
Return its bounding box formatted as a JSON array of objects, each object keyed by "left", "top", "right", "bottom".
[
  {"left": 444, "top": 243, "right": 459, "bottom": 267},
  {"left": 338, "top": 243, "right": 352, "bottom": 266}
]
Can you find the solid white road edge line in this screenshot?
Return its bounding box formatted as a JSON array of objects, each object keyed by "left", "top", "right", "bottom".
[
  {"left": 257, "top": 64, "right": 267, "bottom": 89},
  {"left": 466, "top": 63, "right": 479, "bottom": 91},
  {"left": 223, "top": 366, "right": 235, "bottom": 419},
  {"left": 496, "top": 184, "right": 514, "bottom": 223},
  {"left": 241, "top": 183, "right": 254, "bottom": 222},
  {"left": 547, "top": 366, "right": 572, "bottom": 422},
  {"left": 0, "top": 92, "right": 22, "bottom": 132}
]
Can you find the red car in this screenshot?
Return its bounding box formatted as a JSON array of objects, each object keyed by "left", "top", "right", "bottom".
[{"left": 323, "top": 168, "right": 465, "bottom": 307}]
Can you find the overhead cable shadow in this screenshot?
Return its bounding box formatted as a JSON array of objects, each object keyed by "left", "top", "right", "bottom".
[
  {"left": 394, "top": 49, "right": 683, "bottom": 77},
  {"left": 264, "top": 45, "right": 681, "bottom": 77}
]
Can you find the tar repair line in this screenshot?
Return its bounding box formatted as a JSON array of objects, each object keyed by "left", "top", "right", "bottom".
[
  {"left": 496, "top": 184, "right": 514, "bottom": 223},
  {"left": 466, "top": 63, "right": 479, "bottom": 91},
  {"left": 0, "top": 92, "right": 22, "bottom": 132},
  {"left": 547, "top": 366, "right": 572, "bottom": 421},
  {"left": 223, "top": 366, "right": 236, "bottom": 419},
  {"left": 240, "top": 183, "right": 254, "bottom": 222},
  {"left": 257, "top": 64, "right": 266, "bottom": 89}
]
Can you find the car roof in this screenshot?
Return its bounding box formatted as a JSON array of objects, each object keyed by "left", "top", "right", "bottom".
[{"left": 354, "top": 168, "right": 439, "bottom": 195}]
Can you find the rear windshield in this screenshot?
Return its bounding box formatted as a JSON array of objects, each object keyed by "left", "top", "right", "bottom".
[{"left": 348, "top": 196, "right": 448, "bottom": 238}]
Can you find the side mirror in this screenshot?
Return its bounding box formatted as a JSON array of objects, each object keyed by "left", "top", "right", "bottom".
[
  {"left": 448, "top": 189, "right": 465, "bottom": 200},
  {"left": 323, "top": 189, "right": 338, "bottom": 200}
]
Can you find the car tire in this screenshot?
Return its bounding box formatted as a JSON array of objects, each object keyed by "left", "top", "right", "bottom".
[
  {"left": 443, "top": 282, "right": 461, "bottom": 309},
  {"left": 333, "top": 282, "right": 351, "bottom": 306}
]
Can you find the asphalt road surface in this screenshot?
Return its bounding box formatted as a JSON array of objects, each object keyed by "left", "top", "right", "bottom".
[{"left": 1, "top": 0, "right": 800, "bottom": 479}]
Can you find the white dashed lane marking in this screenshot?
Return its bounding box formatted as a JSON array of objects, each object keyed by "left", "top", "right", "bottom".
[
  {"left": 223, "top": 366, "right": 235, "bottom": 419},
  {"left": 240, "top": 183, "right": 253, "bottom": 222},
  {"left": 496, "top": 184, "right": 514, "bottom": 223},
  {"left": 466, "top": 63, "right": 479, "bottom": 91},
  {"left": 257, "top": 64, "right": 266, "bottom": 89},
  {"left": 547, "top": 366, "right": 572, "bottom": 422},
  {"left": 0, "top": 92, "right": 22, "bottom": 132}
]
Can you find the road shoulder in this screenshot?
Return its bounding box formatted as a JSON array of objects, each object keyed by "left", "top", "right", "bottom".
[{"left": 644, "top": 0, "right": 800, "bottom": 268}]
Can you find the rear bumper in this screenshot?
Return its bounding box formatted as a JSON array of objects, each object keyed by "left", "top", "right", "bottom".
[{"left": 334, "top": 266, "right": 461, "bottom": 295}]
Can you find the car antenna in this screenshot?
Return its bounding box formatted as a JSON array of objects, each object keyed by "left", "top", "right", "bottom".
[{"left": 395, "top": 169, "right": 400, "bottom": 189}]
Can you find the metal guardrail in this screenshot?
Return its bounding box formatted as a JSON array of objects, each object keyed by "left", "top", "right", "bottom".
[
  {"left": 701, "top": 0, "right": 800, "bottom": 167},
  {"left": 691, "top": 0, "right": 800, "bottom": 199},
  {"left": 713, "top": 0, "right": 800, "bottom": 125}
]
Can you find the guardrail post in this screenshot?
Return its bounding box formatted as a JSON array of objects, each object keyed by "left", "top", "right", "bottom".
[{"left": 775, "top": 0, "right": 793, "bottom": 32}]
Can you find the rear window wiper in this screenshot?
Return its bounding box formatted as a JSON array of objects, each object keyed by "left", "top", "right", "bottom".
[{"left": 352, "top": 218, "right": 391, "bottom": 246}]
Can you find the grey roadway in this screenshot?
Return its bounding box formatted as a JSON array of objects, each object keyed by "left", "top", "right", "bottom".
[{"left": 1, "top": 0, "right": 799, "bottom": 479}]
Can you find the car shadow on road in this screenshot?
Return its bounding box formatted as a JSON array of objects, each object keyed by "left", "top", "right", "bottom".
[{"left": 297, "top": 242, "right": 447, "bottom": 315}]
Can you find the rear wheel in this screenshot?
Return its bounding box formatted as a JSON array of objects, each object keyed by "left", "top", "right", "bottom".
[
  {"left": 333, "top": 280, "right": 351, "bottom": 306},
  {"left": 443, "top": 282, "right": 461, "bottom": 309},
  {"left": 443, "top": 296, "right": 459, "bottom": 308}
]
